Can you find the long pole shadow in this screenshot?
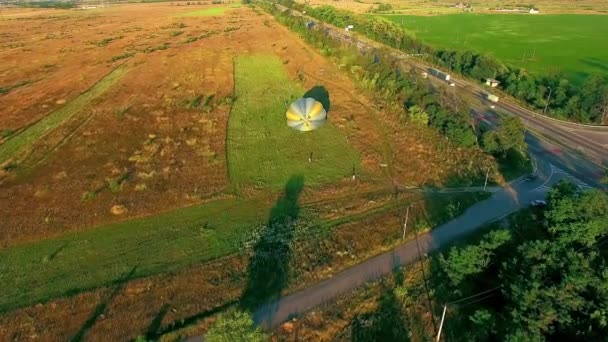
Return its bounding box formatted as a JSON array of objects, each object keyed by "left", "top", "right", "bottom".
[
  {"left": 239, "top": 175, "right": 305, "bottom": 323},
  {"left": 71, "top": 265, "right": 139, "bottom": 342}
]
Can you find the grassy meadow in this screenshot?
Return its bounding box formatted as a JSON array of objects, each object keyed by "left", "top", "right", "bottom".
[
  {"left": 0, "top": 197, "right": 270, "bottom": 313},
  {"left": 228, "top": 55, "right": 360, "bottom": 190},
  {"left": 381, "top": 14, "right": 608, "bottom": 82}
]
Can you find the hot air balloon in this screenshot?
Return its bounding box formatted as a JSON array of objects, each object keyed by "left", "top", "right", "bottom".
[{"left": 286, "top": 97, "right": 327, "bottom": 132}]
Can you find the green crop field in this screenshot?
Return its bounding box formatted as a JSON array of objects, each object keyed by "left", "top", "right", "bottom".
[
  {"left": 380, "top": 14, "right": 608, "bottom": 82},
  {"left": 228, "top": 55, "right": 360, "bottom": 190}
]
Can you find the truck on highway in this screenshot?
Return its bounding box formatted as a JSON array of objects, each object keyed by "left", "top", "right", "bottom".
[
  {"left": 487, "top": 94, "right": 499, "bottom": 103},
  {"left": 428, "top": 68, "right": 451, "bottom": 81}
]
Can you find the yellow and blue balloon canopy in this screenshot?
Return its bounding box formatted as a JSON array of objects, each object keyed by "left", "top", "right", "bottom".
[{"left": 286, "top": 97, "right": 327, "bottom": 132}]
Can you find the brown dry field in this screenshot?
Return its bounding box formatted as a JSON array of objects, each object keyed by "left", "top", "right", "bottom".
[
  {"left": 0, "top": 2, "right": 487, "bottom": 247},
  {"left": 0, "top": 2, "right": 492, "bottom": 341},
  {"left": 307, "top": 0, "right": 608, "bottom": 14}
]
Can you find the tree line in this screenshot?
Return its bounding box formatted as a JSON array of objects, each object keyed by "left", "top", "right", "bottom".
[
  {"left": 259, "top": 1, "right": 479, "bottom": 151},
  {"left": 436, "top": 182, "right": 608, "bottom": 339},
  {"left": 275, "top": 0, "right": 608, "bottom": 124}
]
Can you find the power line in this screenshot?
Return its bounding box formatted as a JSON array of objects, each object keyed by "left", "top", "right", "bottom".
[
  {"left": 447, "top": 286, "right": 499, "bottom": 305},
  {"left": 456, "top": 292, "right": 497, "bottom": 308}
]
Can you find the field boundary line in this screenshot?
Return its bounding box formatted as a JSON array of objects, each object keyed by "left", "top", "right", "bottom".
[
  {"left": 23, "top": 109, "right": 98, "bottom": 171},
  {"left": 225, "top": 56, "right": 236, "bottom": 190},
  {"left": 0, "top": 62, "right": 129, "bottom": 165}
]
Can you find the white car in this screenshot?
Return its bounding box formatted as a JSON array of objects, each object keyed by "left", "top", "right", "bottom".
[
  {"left": 449, "top": 82, "right": 455, "bottom": 87},
  {"left": 490, "top": 105, "right": 496, "bottom": 109},
  {"left": 530, "top": 200, "right": 547, "bottom": 207}
]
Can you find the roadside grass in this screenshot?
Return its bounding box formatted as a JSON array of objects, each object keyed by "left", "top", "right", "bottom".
[
  {"left": 178, "top": 4, "right": 241, "bottom": 17},
  {"left": 0, "top": 65, "right": 128, "bottom": 165},
  {"left": 228, "top": 55, "right": 360, "bottom": 190},
  {"left": 380, "top": 13, "right": 608, "bottom": 82}
]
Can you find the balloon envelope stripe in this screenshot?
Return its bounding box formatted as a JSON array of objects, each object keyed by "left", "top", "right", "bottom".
[{"left": 286, "top": 97, "right": 327, "bottom": 132}]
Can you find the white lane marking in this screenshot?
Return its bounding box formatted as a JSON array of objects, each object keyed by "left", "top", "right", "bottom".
[
  {"left": 545, "top": 164, "right": 593, "bottom": 190},
  {"left": 532, "top": 164, "right": 554, "bottom": 192}
]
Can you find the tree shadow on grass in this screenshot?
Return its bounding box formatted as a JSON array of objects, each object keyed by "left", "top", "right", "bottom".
[
  {"left": 304, "top": 86, "right": 331, "bottom": 113},
  {"left": 145, "top": 304, "right": 169, "bottom": 340},
  {"left": 71, "top": 265, "right": 138, "bottom": 342},
  {"left": 350, "top": 279, "right": 410, "bottom": 342},
  {"left": 239, "top": 175, "right": 305, "bottom": 312}
]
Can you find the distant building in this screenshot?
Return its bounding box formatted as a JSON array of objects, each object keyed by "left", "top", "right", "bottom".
[
  {"left": 529, "top": 8, "right": 540, "bottom": 14},
  {"left": 485, "top": 78, "right": 500, "bottom": 87}
]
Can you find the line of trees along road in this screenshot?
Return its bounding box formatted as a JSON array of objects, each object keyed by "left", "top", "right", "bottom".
[
  {"left": 259, "top": 2, "right": 479, "bottom": 151},
  {"left": 274, "top": 0, "right": 608, "bottom": 125},
  {"left": 259, "top": 1, "right": 531, "bottom": 183},
  {"left": 436, "top": 182, "right": 608, "bottom": 340}
]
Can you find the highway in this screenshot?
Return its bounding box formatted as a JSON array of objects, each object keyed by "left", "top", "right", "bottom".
[{"left": 275, "top": 3, "right": 607, "bottom": 188}]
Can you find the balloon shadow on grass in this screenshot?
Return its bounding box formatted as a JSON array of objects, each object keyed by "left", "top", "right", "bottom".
[
  {"left": 240, "top": 175, "right": 305, "bottom": 316},
  {"left": 304, "top": 85, "right": 331, "bottom": 113}
]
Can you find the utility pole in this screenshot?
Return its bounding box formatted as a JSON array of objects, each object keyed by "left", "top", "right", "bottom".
[
  {"left": 402, "top": 205, "right": 411, "bottom": 241},
  {"left": 543, "top": 86, "right": 552, "bottom": 114},
  {"left": 483, "top": 168, "right": 490, "bottom": 191},
  {"left": 436, "top": 305, "right": 448, "bottom": 342}
]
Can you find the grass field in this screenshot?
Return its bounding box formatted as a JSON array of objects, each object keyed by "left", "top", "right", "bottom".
[
  {"left": 178, "top": 4, "right": 241, "bottom": 17},
  {"left": 228, "top": 55, "right": 360, "bottom": 190},
  {"left": 0, "top": 197, "right": 271, "bottom": 313},
  {"left": 380, "top": 14, "right": 608, "bottom": 82},
  {"left": 0, "top": 65, "right": 128, "bottom": 165}
]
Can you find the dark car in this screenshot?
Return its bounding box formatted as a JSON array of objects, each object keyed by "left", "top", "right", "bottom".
[
  {"left": 530, "top": 200, "right": 547, "bottom": 207},
  {"left": 524, "top": 174, "right": 538, "bottom": 181}
]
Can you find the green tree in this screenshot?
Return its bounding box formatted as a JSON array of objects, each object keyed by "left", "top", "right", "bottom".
[
  {"left": 206, "top": 310, "right": 268, "bottom": 342},
  {"left": 499, "top": 185, "right": 608, "bottom": 338},
  {"left": 496, "top": 116, "right": 525, "bottom": 153},
  {"left": 481, "top": 130, "right": 500, "bottom": 154},
  {"left": 407, "top": 105, "right": 429, "bottom": 125},
  {"left": 439, "top": 229, "right": 511, "bottom": 288}
]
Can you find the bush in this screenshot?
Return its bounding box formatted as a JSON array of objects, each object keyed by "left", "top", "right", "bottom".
[{"left": 206, "top": 310, "right": 267, "bottom": 342}]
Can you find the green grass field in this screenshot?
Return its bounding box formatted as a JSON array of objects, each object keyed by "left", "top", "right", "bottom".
[
  {"left": 228, "top": 55, "right": 360, "bottom": 190},
  {"left": 380, "top": 14, "right": 608, "bottom": 82},
  {"left": 0, "top": 65, "right": 128, "bottom": 165},
  {"left": 178, "top": 4, "right": 240, "bottom": 17},
  {"left": 0, "top": 198, "right": 271, "bottom": 312}
]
